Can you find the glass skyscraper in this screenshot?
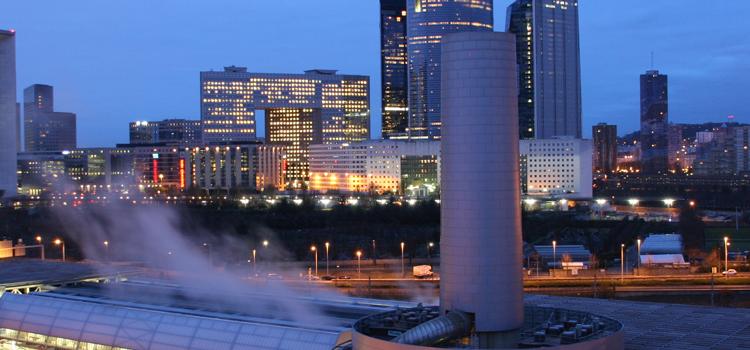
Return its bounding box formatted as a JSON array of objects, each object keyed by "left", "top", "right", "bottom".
[
  {"left": 0, "top": 29, "right": 17, "bottom": 198},
  {"left": 640, "top": 70, "right": 669, "bottom": 174},
  {"left": 201, "top": 67, "right": 369, "bottom": 186},
  {"left": 407, "top": 0, "right": 493, "bottom": 139},
  {"left": 380, "top": 0, "right": 409, "bottom": 139},
  {"left": 23, "top": 84, "right": 77, "bottom": 152},
  {"left": 507, "top": 0, "right": 582, "bottom": 140}
]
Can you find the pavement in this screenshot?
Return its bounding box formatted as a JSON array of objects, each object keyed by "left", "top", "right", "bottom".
[{"left": 528, "top": 294, "right": 750, "bottom": 350}]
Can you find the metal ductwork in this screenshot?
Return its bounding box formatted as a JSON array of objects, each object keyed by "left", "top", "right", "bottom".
[{"left": 393, "top": 311, "right": 471, "bottom": 347}]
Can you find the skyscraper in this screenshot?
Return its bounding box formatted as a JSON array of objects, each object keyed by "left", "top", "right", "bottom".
[
  {"left": 0, "top": 29, "right": 17, "bottom": 198},
  {"left": 640, "top": 70, "right": 669, "bottom": 174},
  {"left": 23, "top": 84, "right": 77, "bottom": 152},
  {"left": 593, "top": 123, "right": 618, "bottom": 174},
  {"left": 380, "top": 0, "right": 409, "bottom": 139},
  {"left": 201, "top": 67, "right": 369, "bottom": 186},
  {"left": 506, "top": 0, "right": 582, "bottom": 139},
  {"left": 407, "top": 0, "right": 493, "bottom": 139}
]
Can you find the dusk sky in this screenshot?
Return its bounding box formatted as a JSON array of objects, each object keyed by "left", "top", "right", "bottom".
[{"left": 2, "top": 0, "right": 749, "bottom": 147}]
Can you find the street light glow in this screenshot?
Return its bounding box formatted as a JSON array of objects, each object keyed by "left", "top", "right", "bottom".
[
  {"left": 663, "top": 198, "right": 675, "bottom": 207},
  {"left": 628, "top": 198, "right": 639, "bottom": 206},
  {"left": 595, "top": 199, "right": 607, "bottom": 206},
  {"left": 54, "top": 239, "right": 62, "bottom": 246}
]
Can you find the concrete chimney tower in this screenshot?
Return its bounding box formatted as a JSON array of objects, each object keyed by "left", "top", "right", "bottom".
[{"left": 440, "top": 31, "right": 523, "bottom": 348}]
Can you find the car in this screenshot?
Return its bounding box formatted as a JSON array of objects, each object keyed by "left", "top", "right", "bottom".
[
  {"left": 337, "top": 275, "right": 352, "bottom": 280},
  {"left": 722, "top": 269, "right": 738, "bottom": 276},
  {"left": 320, "top": 275, "right": 336, "bottom": 281},
  {"left": 266, "top": 273, "right": 284, "bottom": 280}
]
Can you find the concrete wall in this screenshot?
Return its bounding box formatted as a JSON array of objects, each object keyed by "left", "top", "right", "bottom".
[
  {"left": 439, "top": 31, "right": 523, "bottom": 333},
  {"left": 0, "top": 31, "right": 17, "bottom": 198}
]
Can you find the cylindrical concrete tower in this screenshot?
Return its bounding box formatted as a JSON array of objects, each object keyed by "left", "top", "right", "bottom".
[
  {"left": 440, "top": 31, "right": 522, "bottom": 347},
  {"left": 0, "top": 30, "right": 17, "bottom": 199}
]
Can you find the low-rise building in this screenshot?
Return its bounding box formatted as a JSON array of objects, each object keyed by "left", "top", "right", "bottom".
[
  {"left": 520, "top": 137, "right": 593, "bottom": 199},
  {"left": 309, "top": 140, "right": 439, "bottom": 195}
]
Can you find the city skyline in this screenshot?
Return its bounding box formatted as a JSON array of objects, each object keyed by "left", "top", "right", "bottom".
[{"left": 1, "top": 0, "right": 749, "bottom": 147}]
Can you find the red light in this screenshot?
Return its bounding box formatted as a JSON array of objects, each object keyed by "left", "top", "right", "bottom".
[{"left": 152, "top": 159, "right": 159, "bottom": 183}]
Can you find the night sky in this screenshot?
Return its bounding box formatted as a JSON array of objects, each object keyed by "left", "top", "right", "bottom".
[{"left": 2, "top": 0, "right": 748, "bottom": 147}]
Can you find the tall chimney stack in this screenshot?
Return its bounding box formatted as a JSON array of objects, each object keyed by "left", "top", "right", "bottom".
[{"left": 440, "top": 31, "right": 523, "bottom": 348}]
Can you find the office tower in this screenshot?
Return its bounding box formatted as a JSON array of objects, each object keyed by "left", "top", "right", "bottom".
[
  {"left": 0, "top": 30, "right": 17, "bottom": 198},
  {"left": 407, "top": 0, "right": 493, "bottom": 139},
  {"left": 201, "top": 67, "right": 369, "bottom": 186},
  {"left": 23, "top": 84, "right": 77, "bottom": 152},
  {"left": 15, "top": 103, "right": 20, "bottom": 151},
  {"left": 520, "top": 137, "right": 593, "bottom": 199},
  {"left": 640, "top": 70, "right": 669, "bottom": 174},
  {"left": 593, "top": 123, "right": 617, "bottom": 173},
  {"left": 380, "top": 0, "right": 409, "bottom": 139},
  {"left": 506, "top": 0, "right": 582, "bottom": 139},
  {"left": 129, "top": 119, "right": 202, "bottom": 147}
]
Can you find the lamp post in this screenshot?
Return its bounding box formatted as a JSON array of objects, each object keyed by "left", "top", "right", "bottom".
[
  {"left": 325, "top": 242, "right": 330, "bottom": 276},
  {"left": 311, "top": 245, "right": 318, "bottom": 277},
  {"left": 620, "top": 244, "right": 625, "bottom": 282},
  {"left": 552, "top": 240, "right": 557, "bottom": 274},
  {"left": 427, "top": 242, "right": 434, "bottom": 260},
  {"left": 54, "top": 239, "right": 65, "bottom": 262},
  {"left": 400, "top": 242, "right": 405, "bottom": 277},
  {"left": 724, "top": 236, "right": 730, "bottom": 277},
  {"left": 36, "top": 236, "right": 44, "bottom": 261},
  {"left": 636, "top": 238, "right": 641, "bottom": 274},
  {"left": 252, "top": 249, "right": 257, "bottom": 275},
  {"left": 104, "top": 241, "right": 109, "bottom": 261},
  {"left": 356, "top": 250, "right": 362, "bottom": 278}
]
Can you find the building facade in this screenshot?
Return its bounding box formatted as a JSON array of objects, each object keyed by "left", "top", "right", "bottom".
[
  {"left": 520, "top": 137, "right": 593, "bottom": 199},
  {"left": 185, "top": 144, "right": 255, "bottom": 192},
  {"left": 640, "top": 70, "right": 669, "bottom": 174},
  {"left": 406, "top": 0, "right": 493, "bottom": 139},
  {"left": 17, "top": 152, "right": 66, "bottom": 196},
  {"left": 592, "top": 123, "right": 617, "bottom": 174},
  {"left": 506, "top": 0, "right": 582, "bottom": 139},
  {"left": 255, "top": 145, "right": 287, "bottom": 192},
  {"left": 309, "top": 140, "right": 439, "bottom": 195},
  {"left": 64, "top": 148, "right": 135, "bottom": 191},
  {"left": 23, "top": 84, "right": 77, "bottom": 152},
  {"left": 201, "top": 67, "right": 370, "bottom": 185},
  {"left": 129, "top": 119, "right": 202, "bottom": 147},
  {"left": 0, "top": 29, "right": 17, "bottom": 198},
  {"left": 380, "top": 0, "right": 409, "bottom": 139}
]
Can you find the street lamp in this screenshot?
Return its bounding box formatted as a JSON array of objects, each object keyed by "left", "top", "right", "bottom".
[
  {"left": 636, "top": 238, "right": 642, "bottom": 273},
  {"left": 356, "top": 250, "right": 362, "bottom": 278},
  {"left": 400, "top": 242, "right": 405, "bottom": 277},
  {"left": 35, "top": 236, "right": 45, "bottom": 261},
  {"left": 325, "top": 242, "right": 330, "bottom": 276},
  {"left": 311, "top": 245, "right": 318, "bottom": 277},
  {"left": 427, "top": 242, "right": 434, "bottom": 260},
  {"left": 620, "top": 244, "right": 625, "bottom": 282},
  {"left": 552, "top": 240, "right": 557, "bottom": 273},
  {"left": 104, "top": 241, "right": 109, "bottom": 261},
  {"left": 724, "top": 236, "right": 730, "bottom": 277},
  {"left": 54, "top": 239, "right": 65, "bottom": 262},
  {"left": 252, "top": 249, "right": 257, "bottom": 275}
]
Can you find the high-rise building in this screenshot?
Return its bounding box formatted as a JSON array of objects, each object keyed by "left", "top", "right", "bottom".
[
  {"left": 592, "top": 123, "right": 617, "bottom": 174},
  {"left": 23, "top": 84, "right": 77, "bottom": 152},
  {"left": 201, "top": 67, "right": 370, "bottom": 186},
  {"left": 380, "top": 0, "right": 409, "bottom": 139},
  {"left": 0, "top": 29, "right": 17, "bottom": 198},
  {"left": 640, "top": 70, "right": 669, "bottom": 174},
  {"left": 406, "top": 0, "right": 493, "bottom": 139},
  {"left": 129, "top": 119, "right": 202, "bottom": 147},
  {"left": 506, "top": 0, "right": 582, "bottom": 139}
]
